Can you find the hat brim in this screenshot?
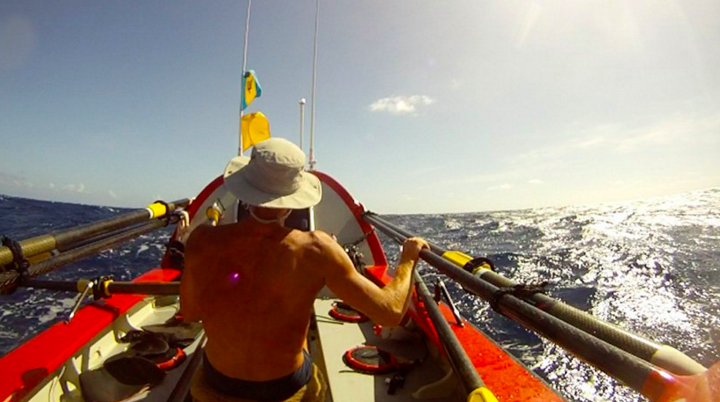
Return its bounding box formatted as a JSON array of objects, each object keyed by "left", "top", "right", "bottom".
[{"left": 223, "top": 156, "right": 322, "bottom": 209}]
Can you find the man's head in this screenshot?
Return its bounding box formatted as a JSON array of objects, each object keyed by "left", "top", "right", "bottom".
[{"left": 223, "top": 138, "right": 322, "bottom": 210}]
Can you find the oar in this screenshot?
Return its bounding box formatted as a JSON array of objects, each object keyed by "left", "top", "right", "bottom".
[
  {"left": 412, "top": 269, "right": 498, "bottom": 402},
  {"left": 364, "top": 213, "right": 719, "bottom": 402},
  {"left": 364, "top": 212, "right": 706, "bottom": 376},
  {"left": 0, "top": 199, "right": 190, "bottom": 268},
  {"left": 21, "top": 279, "right": 179, "bottom": 296},
  {"left": 0, "top": 218, "right": 173, "bottom": 293}
]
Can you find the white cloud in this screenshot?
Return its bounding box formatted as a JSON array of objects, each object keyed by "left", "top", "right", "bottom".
[
  {"left": 369, "top": 95, "right": 435, "bottom": 115},
  {"left": 528, "top": 179, "right": 544, "bottom": 185},
  {"left": 0, "top": 173, "right": 32, "bottom": 187},
  {"left": 108, "top": 190, "right": 118, "bottom": 199},
  {"left": 63, "top": 183, "right": 87, "bottom": 193},
  {"left": 450, "top": 79, "right": 462, "bottom": 89}
]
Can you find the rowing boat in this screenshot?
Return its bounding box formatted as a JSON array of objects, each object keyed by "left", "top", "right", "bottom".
[
  {"left": 0, "top": 167, "right": 717, "bottom": 402},
  {"left": 1, "top": 3, "right": 717, "bottom": 401}
]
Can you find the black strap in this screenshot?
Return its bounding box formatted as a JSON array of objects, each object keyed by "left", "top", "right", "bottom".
[
  {"left": 92, "top": 275, "right": 114, "bottom": 300},
  {"left": 490, "top": 281, "right": 548, "bottom": 314},
  {"left": 1, "top": 236, "right": 29, "bottom": 280},
  {"left": 463, "top": 256, "right": 495, "bottom": 273}
]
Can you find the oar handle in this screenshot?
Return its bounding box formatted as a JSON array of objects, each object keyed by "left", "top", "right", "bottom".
[
  {"left": 107, "top": 281, "right": 179, "bottom": 296},
  {"left": 22, "top": 279, "right": 180, "bottom": 296},
  {"left": 364, "top": 212, "right": 706, "bottom": 376}
]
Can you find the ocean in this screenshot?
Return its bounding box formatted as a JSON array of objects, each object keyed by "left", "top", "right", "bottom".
[{"left": 1, "top": 189, "right": 718, "bottom": 402}]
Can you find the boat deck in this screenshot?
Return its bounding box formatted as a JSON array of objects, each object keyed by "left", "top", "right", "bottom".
[{"left": 311, "top": 298, "right": 463, "bottom": 402}]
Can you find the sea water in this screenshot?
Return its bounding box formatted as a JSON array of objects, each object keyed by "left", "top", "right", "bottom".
[{"left": 1, "top": 189, "right": 718, "bottom": 402}]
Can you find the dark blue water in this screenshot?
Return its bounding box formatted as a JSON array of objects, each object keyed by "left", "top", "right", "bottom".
[{"left": 1, "top": 189, "right": 718, "bottom": 402}]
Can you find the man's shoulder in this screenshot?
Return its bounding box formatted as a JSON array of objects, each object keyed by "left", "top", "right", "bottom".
[{"left": 287, "top": 230, "right": 337, "bottom": 254}]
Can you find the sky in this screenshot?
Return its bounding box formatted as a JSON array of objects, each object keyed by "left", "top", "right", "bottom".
[{"left": 1, "top": 1, "right": 719, "bottom": 214}]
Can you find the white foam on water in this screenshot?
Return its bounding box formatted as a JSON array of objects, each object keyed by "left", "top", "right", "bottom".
[
  {"left": 37, "top": 298, "right": 76, "bottom": 324},
  {"left": 136, "top": 244, "right": 150, "bottom": 256}
]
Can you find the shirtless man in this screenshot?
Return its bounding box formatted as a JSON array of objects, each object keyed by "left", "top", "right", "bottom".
[{"left": 181, "top": 138, "right": 428, "bottom": 402}]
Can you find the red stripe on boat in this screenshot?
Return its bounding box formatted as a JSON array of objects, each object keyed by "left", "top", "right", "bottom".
[{"left": 0, "top": 268, "right": 181, "bottom": 402}]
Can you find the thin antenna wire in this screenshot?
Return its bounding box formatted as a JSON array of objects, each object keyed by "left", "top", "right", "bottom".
[
  {"left": 238, "top": 0, "right": 252, "bottom": 156},
  {"left": 299, "top": 99, "right": 306, "bottom": 151},
  {"left": 308, "top": 0, "right": 320, "bottom": 170}
]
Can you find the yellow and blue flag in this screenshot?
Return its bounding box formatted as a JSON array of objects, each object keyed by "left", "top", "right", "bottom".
[
  {"left": 241, "top": 70, "right": 262, "bottom": 111},
  {"left": 241, "top": 112, "right": 271, "bottom": 152}
]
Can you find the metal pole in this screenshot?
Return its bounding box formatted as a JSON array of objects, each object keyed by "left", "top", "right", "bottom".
[
  {"left": 238, "top": 0, "right": 252, "bottom": 156},
  {"left": 299, "top": 98, "right": 306, "bottom": 152},
  {"left": 308, "top": 0, "right": 320, "bottom": 170}
]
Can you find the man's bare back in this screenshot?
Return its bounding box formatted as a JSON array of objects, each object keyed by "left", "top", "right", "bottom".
[{"left": 181, "top": 219, "right": 327, "bottom": 381}]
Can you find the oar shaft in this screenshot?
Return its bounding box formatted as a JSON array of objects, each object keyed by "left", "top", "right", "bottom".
[
  {"left": 413, "top": 270, "right": 488, "bottom": 397},
  {"left": 0, "top": 199, "right": 190, "bottom": 267},
  {"left": 22, "top": 280, "right": 180, "bottom": 296},
  {"left": 365, "top": 214, "right": 663, "bottom": 396},
  {"left": 364, "top": 213, "right": 706, "bottom": 376},
  {"left": 0, "top": 219, "right": 169, "bottom": 293}
]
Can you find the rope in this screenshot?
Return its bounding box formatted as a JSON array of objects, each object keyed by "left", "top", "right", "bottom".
[
  {"left": 0, "top": 236, "right": 29, "bottom": 293},
  {"left": 490, "top": 281, "right": 549, "bottom": 315}
]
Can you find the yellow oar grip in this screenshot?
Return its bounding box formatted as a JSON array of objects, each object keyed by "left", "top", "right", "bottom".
[
  {"left": 443, "top": 250, "right": 473, "bottom": 267},
  {"left": 467, "top": 387, "right": 499, "bottom": 402},
  {"left": 206, "top": 206, "right": 221, "bottom": 226},
  {"left": 100, "top": 279, "right": 113, "bottom": 298},
  {"left": 442, "top": 250, "right": 493, "bottom": 274},
  {"left": 147, "top": 202, "right": 168, "bottom": 219}
]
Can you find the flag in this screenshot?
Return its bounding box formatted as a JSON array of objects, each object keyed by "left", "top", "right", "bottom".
[
  {"left": 240, "top": 70, "right": 262, "bottom": 111},
  {"left": 241, "top": 112, "right": 271, "bottom": 152}
]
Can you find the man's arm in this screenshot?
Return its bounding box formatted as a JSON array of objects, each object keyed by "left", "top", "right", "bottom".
[{"left": 317, "top": 232, "right": 428, "bottom": 326}]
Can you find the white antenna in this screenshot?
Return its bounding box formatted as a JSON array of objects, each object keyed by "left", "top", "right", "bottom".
[
  {"left": 308, "top": 0, "right": 320, "bottom": 170},
  {"left": 238, "top": 0, "right": 252, "bottom": 156},
  {"left": 299, "top": 98, "right": 306, "bottom": 151}
]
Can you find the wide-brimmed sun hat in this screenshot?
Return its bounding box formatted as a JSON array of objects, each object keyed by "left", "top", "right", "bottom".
[{"left": 223, "top": 138, "right": 322, "bottom": 209}]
